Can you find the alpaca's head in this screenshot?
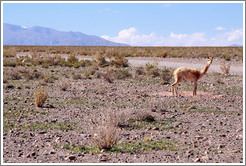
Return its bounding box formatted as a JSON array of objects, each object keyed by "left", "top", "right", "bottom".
[{"left": 207, "top": 57, "right": 213, "bottom": 64}]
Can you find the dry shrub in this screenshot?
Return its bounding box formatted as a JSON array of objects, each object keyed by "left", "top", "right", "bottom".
[
  {"left": 109, "top": 55, "right": 129, "bottom": 68},
  {"left": 156, "top": 51, "right": 168, "bottom": 58},
  {"left": 103, "top": 68, "right": 131, "bottom": 81},
  {"left": 103, "top": 72, "right": 114, "bottom": 83},
  {"left": 16, "top": 66, "right": 29, "bottom": 74},
  {"left": 59, "top": 81, "right": 69, "bottom": 91},
  {"left": 72, "top": 74, "right": 82, "bottom": 80},
  {"left": 160, "top": 67, "right": 172, "bottom": 84},
  {"left": 135, "top": 66, "right": 145, "bottom": 76},
  {"left": 220, "top": 60, "right": 230, "bottom": 75},
  {"left": 23, "top": 70, "right": 43, "bottom": 81},
  {"left": 84, "top": 64, "right": 99, "bottom": 77},
  {"left": 34, "top": 87, "right": 48, "bottom": 107},
  {"left": 3, "top": 48, "right": 16, "bottom": 58},
  {"left": 91, "top": 110, "right": 120, "bottom": 150},
  {"left": 94, "top": 51, "right": 108, "bottom": 67},
  {"left": 133, "top": 110, "right": 155, "bottom": 122},
  {"left": 145, "top": 63, "right": 160, "bottom": 78},
  {"left": 9, "top": 70, "right": 22, "bottom": 80},
  {"left": 68, "top": 54, "right": 79, "bottom": 63}
]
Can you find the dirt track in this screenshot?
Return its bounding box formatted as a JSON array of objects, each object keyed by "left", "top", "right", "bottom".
[{"left": 126, "top": 57, "right": 243, "bottom": 75}]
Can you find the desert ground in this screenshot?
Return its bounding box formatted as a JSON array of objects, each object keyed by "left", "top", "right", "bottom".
[{"left": 2, "top": 46, "right": 244, "bottom": 163}]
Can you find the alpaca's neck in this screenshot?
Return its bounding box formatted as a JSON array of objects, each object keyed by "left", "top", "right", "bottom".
[{"left": 199, "top": 62, "right": 211, "bottom": 78}]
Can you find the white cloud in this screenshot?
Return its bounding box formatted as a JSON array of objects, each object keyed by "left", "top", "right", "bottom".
[
  {"left": 215, "top": 26, "right": 225, "bottom": 31},
  {"left": 170, "top": 32, "right": 187, "bottom": 39},
  {"left": 163, "top": 3, "right": 171, "bottom": 8},
  {"left": 226, "top": 29, "right": 243, "bottom": 42},
  {"left": 21, "top": 25, "right": 28, "bottom": 29},
  {"left": 101, "top": 27, "right": 158, "bottom": 46},
  {"left": 101, "top": 27, "right": 243, "bottom": 46}
]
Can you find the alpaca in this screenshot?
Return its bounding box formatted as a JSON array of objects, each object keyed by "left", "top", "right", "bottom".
[{"left": 171, "top": 57, "right": 213, "bottom": 96}]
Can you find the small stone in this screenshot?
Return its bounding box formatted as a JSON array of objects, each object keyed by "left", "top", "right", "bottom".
[
  {"left": 50, "top": 150, "right": 56, "bottom": 154},
  {"left": 38, "top": 131, "right": 47, "bottom": 134},
  {"left": 217, "top": 144, "right": 226, "bottom": 149},
  {"left": 152, "top": 127, "right": 159, "bottom": 130},
  {"left": 99, "top": 154, "right": 108, "bottom": 162},
  {"left": 202, "top": 137, "right": 208, "bottom": 141},
  {"left": 201, "top": 155, "right": 210, "bottom": 160},
  {"left": 51, "top": 119, "right": 57, "bottom": 123},
  {"left": 22, "top": 153, "right": 31, "bottom": 158},
  {"left": 230, "top": 150, "right": 239, "bottom": 153},
  {"left": 68, "top": 155, "right": 76, "bottom": 161},
  {"left": 194, "top": 158, "right": 200, "bottom": 162},
  {"left": 194, "top": 135, "right": 203, "bottom": 140}
]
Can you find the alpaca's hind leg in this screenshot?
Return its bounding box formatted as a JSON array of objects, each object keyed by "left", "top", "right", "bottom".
[{"left": 172, "top": 77, "right": 182, "bottom": 96}]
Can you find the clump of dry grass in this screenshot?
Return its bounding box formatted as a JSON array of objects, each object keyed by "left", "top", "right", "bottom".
[
  {"left": 220, "top": 60, "right": 230, "bottom": 75},
  {"left": 91, "top": 110, "right": 121, "bottom": 150},
  {"left": 133, "top": 110, "right": 155, "bottom": 122},
  {"left": 34, "top": 87, "right": 48, "bottom": 108}
]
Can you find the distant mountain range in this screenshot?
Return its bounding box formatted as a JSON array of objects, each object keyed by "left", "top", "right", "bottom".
[
  {"left": 228, "top": 44, "right": 243, "bottom": 47},
  {"left": 3, "top": 23, "right": 128, "bottom": 46}
]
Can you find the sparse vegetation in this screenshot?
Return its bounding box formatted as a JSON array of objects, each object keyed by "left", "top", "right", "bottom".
[
  {"left": 220, "top": 60, "right": 230, "bottom": 75},
  {"left": 92, "top": 111, "right": 120, "bottom": 150},
  {"left": 34, "top": 87, "right": 48, "bottom": 107},
  {"left": 3, "top": 45, "right": 243, "bottom": 163}
]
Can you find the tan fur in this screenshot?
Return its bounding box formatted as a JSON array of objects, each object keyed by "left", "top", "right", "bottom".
[{"left": 171, "top": 57, "right": 213, "bottom": 96}]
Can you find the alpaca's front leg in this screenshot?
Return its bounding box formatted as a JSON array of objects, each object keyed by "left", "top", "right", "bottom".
[{"left": 193, "top": 81, "right": 197, "bottom": 95}]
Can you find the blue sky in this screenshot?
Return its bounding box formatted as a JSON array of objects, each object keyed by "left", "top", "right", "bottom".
[{"left": 3, "top": 2, "right": 244, "bottom": 46}]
